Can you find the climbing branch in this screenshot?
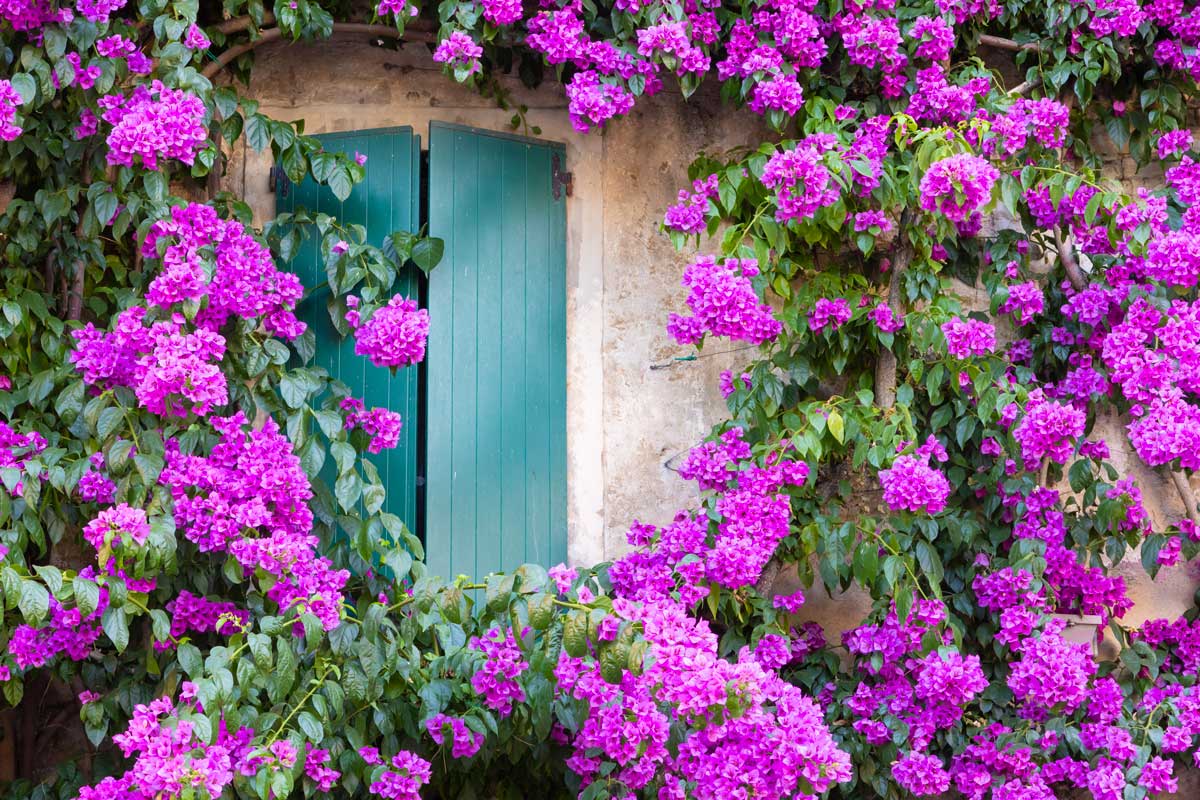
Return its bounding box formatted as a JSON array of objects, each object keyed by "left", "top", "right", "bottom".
[
  {"left": 1053, "top": 226, "right": 1087, "bottom": 291},
  {"left": 201, "top": 23, "right": 437, "bottom": 80},
  {"left": 1169, "top": 469, "right": 1200, "bottom": 528},
  {"left": 874, "top": 210, "right": 915, "bottom": 410},
  {"left": 978, "top": 34, "right": 1042, "bottom": 53}
]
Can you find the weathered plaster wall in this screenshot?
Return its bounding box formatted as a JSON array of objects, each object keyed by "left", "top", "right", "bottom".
[{"left": 227, "top": 36, "right": 1200, "bottom": 646}]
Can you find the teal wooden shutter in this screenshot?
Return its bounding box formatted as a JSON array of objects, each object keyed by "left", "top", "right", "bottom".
[
  {"left": 425, "top": 122, "right": 568, "bottom": 580},
  {"left": 276, "top": 128, "right": 423, "bottom": 531}
]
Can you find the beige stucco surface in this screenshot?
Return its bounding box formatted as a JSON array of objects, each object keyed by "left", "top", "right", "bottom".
[{"left": 227, "top": 35, "right": 1199, "bottom": 644}]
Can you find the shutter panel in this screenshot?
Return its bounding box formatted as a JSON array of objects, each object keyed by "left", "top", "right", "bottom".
[
  {"left": 425, "top": 122, "right": 568, "bottom": 580},
  {"left": 276, "top": 128, "right": 423, "bottom": 532}
]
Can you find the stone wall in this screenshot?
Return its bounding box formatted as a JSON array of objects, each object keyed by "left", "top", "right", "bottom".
[
  {"left": 223, "top": 34, "right": 1200, "bottom": 645},
  {"left": 3, "top": 27, "right": 1200, "bottom": 796}
]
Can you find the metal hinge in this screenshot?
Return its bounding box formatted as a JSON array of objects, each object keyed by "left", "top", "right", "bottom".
[
  {"left": 551, "top": 152, "right": 573, "bottom": 200},
  {"left": 270, "top": 165, "right": 291, "bottom": 198}
]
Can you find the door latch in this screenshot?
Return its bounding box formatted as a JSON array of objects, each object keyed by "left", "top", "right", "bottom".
[
  {"left": 270, "top": 166, "right": 291, "bottom": 198},
  {"left": 551, "top": 152, "right": 573, "bottom": 200}
]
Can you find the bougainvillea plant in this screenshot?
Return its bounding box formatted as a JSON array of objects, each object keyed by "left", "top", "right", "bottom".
[{"left": 6, "top": 0, "right": 1200, "bottom": 797}]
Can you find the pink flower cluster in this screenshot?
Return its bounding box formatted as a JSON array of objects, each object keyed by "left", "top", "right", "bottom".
[
  {"left": 481, "top": 0, "right": 520, "bottom": 24},
  {"left": 75, "top": 0, "right": 124, "bottom": 22},
  {"left": 99, "top": 81, "right": 207, "bottom": 171},
  {"left": 664, "top": 173, "right": 718, "bottom": 234},
  {"left": 842, "top": 599, "right": 987, "bottom": 774},
  {"left": 999, "top": 280, "right": 1045, "bottom": 325},
  {"left": 808, "top": 297, "right": 853, "bottom": 333},
  {"left": 667, "top": 256, "right": 781, "bottom": 346},
  {"left": 79, "top": 691, "right": 256, "bottom": 800},
  {"left": 82, "top": 504, "right": 150, "bottom": 552},
  {"left": 565, "top": 70, "right": 635, "bottom": 133},
  {"left": 760, "top": 139, "right": 839, "bottom": 222},
  {"left": 918, "top": 153, "right": 999, "bottom": 225},
  {"left": 432, "top": 31, "right": 484, "bottom": 74},
  {"left": 165, "top": 590, "right": 247, "bottom": 639},
  {"left": 0, "top": 421, "right": 46, "bottom": 497},
  {"left": 869, "top": 302, "right": 905, "bottom": 333},
  {"left": 0, "top": 0, "right": 72, "bottom": 30},
  {"left": 1007, "top": 621, "right": 1097, "bottom": 716},
  {"left": 368, "top": 751, "right": 432, "bottom": 800},
  {"left": 1013, "top": 390, "right": 1087, "bottom": 469},
  {"left": 556, "top": 600, "right": 851, "bottom": 800},
  {"left": 0, "top": 79, "right": 21, "bottom": 141},
  {"left": 879, "top": 437, "right": 952, "bottom": 514},
  {"left": 345, "top": 294, "right": 429, "bottom": 369},
  {"left": 72, "top": 307, "right": 229, "bottom": 418},
  {"left": 143, "top": 203, "right": 305, "bottom": 338},
  {"left": 469, "top": 626, "right": 529, "bottom": 716},
  {"left": 161, "top": 412, "right": 348, "bottom": 630},
  {"left": 677, "top": 427, "right": 751, "bottom": 491},
  {"left": 341, "top": 397, "right": 403, "bottom": 453},
  {"left": 613, "top": 446, "right": 809, "bottom": 600},
  {"left": 989, "top": 98, "right": 1071, "bottom": 155},
  {"left": 426, "top": 713, "right": 484, "bottom": 758},
  {"left": 941, "top": 317, "right": 996, "bottom": 358},
  {"left": 9, "top": 597, "right": 103, "bottom": 669}
]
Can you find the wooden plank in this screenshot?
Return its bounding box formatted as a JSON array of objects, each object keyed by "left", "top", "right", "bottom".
[
  {"left": 276, "top": 128, "right": 422, "bottom": 534},
  {"left": 426, "top": 122, "right": 567, "bottom": 580}
]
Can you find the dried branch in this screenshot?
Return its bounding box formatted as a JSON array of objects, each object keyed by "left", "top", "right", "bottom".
[
  {"left": 1008, "top": 78, "right": 1042, "bottom": 97},
  {"left": 215, "top": 12, "right": 276, "bottom": 34},
  {"left": 978, "top": 34, "right": 1042, "bottom": 53}
]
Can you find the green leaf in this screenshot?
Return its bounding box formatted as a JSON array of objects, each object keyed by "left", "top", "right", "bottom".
[
  {"left": 150, "top": 609, "right": 171, "bottom": 642},
  {"left": 74, "top": 576, "right": 101, "bottom": 618},
  {"left": 102, "top": 606, "right": 130, "bottom": 652},
  {"left": 134, "top": 453, "right": 164, "bottom": 484},
  {"left": 144, "top": 172, "right": 167, "bottom": 204},
  {"left": 250, "top": 633, "right": 274, "bottom": 673},
  {"left": 328, "top": 165, "right": 353, "bottom": 202},
  {"left": 279, "top": 373, "right": 306, "bottom": 409},
  {"left": 418, "top": 679, "right": 453, "bottom": 716},
  {"left": 178, "top": 643, "right": 203, "bottom": 678},
  {"left": 98, "top": 406, "right": 124, "bottom": 440},
  {"left": 10, "top": 73, "right": 36, "bottom": 105},
  {"left": 3, "top": 678, "right": 23, "bottom": 707},
  {"left": 331, "top": 441, "right": 356, "bottom": 475},
  {"left": 383, "top": 549, "right": 413, "bottom": 582},
  {"left": 297, "top": 710, "right": 323, "bottom": 742},
  {"left": 314, "top": 410, "right": 343, "bottom": 439},
  {"left": 245, "top": 114, "right": 271, "bottom": 151},
  {"left": 334, "top": 471, "right": 362, "bottom": 511},
  {"left": 827, "top": 410, "right": 845, "bottom": 443},
  {"left": 27, "top": 370, "right": 55, "bottom": 405},
  {"left": 411, "top": 237, "right": 445, "bottom": 274},
  {"left": 18, "top": 580, "right": 49, "bottom": 625}
]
